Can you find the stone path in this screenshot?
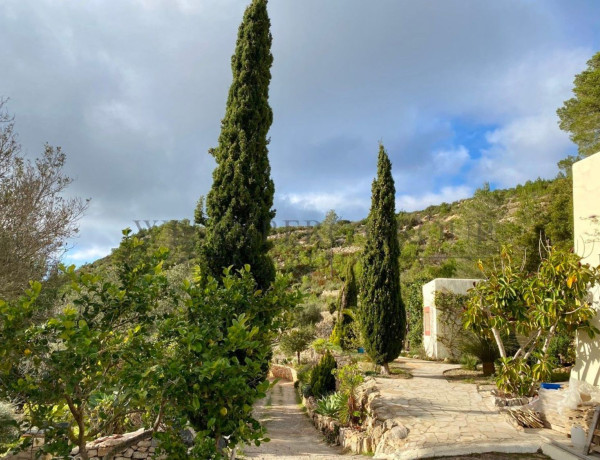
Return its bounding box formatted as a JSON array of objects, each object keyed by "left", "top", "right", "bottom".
[
  {"left": 241, "top": 380, "right": 360, "bottom": 459},
  {"left": 374, "top": 358, "right": 544, "bottom": 459}
]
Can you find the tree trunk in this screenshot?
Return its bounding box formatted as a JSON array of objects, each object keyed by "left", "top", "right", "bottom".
[
  {"left": 491, "top": 327, "right": 506, "bottom": 358},
  {"left": 482, "top": 361, "right": 495, "bottom": 376},
  {"left": 380, "top": 363, "right": 391, "bottom": 375},
  {"left": 297, "top": 351, "right": 301, "bottom": 364}
]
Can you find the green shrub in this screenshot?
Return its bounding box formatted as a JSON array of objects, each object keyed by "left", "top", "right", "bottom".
[
  {"left": 301, "top": 384, "right": 313, "bottom": 398},
  {"left": 314, "top": 392, "right": 346, "bottom": 418},
  {"left": 310, "top": 351, "right": 337, "bottom": 398},
  {"left": 460, "top": 334, "right": 499, "bottom": 365},
  {"left": 0, "top": 402, "right": 19, "bottom": 454},
  {"left": 295, "top": 304, "right": 323, "bottom": 327},
  {"left": 460, "top": 354, "right": 479, "bottom": 371},
  {"left": 296, "top": 363, "right": 313, "bottom": 385}
]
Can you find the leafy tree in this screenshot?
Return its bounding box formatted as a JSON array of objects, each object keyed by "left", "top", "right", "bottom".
[
  {"left": 202, "top": 0, "right": 275, "bottom": 290},
  {"left": 279, "top": 327, "right": 315, "bottom": 364},
  {"left": 319, "top": 209, "right": 340, "bottom": 279},
  {"left": 359, "top": 144, "right": 406, "bottom": 374},
  {"left": 557, "top": 51, "right": 600, "bottom": 157},
  {"left": 465, "top": 246, "right": 600, "bottom": 396},
  {"left": 0, "top": 230, "right": 171, "bottom": 459},
  {"left": 158, "top": 266, "right": 299, "bottom": 458},
  {"left": 0, "top": 98, "right": 88, "bottom": 299}
]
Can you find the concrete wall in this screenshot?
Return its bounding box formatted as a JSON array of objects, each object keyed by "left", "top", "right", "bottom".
[
  {"left": 572, "top": 152, "right": 600, "bottom": 386},
  {"left": 422, "top": 278, "right": 480, "bottom": 359}
]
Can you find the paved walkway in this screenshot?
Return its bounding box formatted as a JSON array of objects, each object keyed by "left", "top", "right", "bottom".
[
  {"left": 374, "top": 358, "right": 544, "bottom": 459},
  {"left": 242, "top": 380, "right": 360, "bottom": 459}
]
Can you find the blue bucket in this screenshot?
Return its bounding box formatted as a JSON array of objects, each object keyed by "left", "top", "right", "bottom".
[
  {"left": 540, "top": 383, "right": 562, "bottom": 390},
  {"left": 357, "top": 347, "right": 365, "bottom": 354}
]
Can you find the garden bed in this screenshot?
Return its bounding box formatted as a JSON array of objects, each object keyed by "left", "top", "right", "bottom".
[{"left": 444, "top": 367, "right": 495, "bottom": 385}]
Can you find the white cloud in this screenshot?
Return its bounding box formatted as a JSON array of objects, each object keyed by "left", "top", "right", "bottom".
[
  {"left": 432, "top": 146, "right": 470, "bottom": 175},
  {"left": 65, "top": 246, "right": 112, "bottom": 263},
  {"left": 474, "top": 114, "right": 574, "bottom": 187},
  {"left": 396, "top": 186, "right": 473, "bottom": 212},
  {"left": 280, "top": 192, "right": 369, "bottom": 215}
]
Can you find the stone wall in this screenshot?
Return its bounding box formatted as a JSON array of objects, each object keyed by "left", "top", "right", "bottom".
[
  {"left": 301, "top": 378, "right": 410, "bottom": 456},
  {"left": 5, "top": 429, "right": 162, "bottom": 460}
]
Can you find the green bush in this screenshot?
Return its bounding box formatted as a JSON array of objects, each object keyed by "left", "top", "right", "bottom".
[
  {"left": 0, "top": 402, "right": 19, "bottom": 454},
  {"left": 310, "top": 351, "right": 337, "bottom": 398},
  {"left": 296, "top": 363, "right": 313, "bottom": 385},
  {"left": 295, "top": 304, "right": 323, "bottom": 327},
  {"left": 460, "top": 354, "right": 479, "bottom": 371},
  {"left": 314, "top": 392, "right": 346, "bottom": 418}
]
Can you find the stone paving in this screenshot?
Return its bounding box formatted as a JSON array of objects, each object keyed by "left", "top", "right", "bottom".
[
  {"left": 373, "top": 358, "right": 544, "bottom": 459},
  {"left": 242, "top": 380, "right": 361, "bottom": 459}
]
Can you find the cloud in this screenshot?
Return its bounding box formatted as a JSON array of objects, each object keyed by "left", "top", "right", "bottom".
[
  {"left": 397, "top": 186, "right": 473, "bottom": 212},
  {"left": 0, "top": 0, "right": 597, "bottom": 263},
  {"left": 64, "top": 246, "right": 113, "bottom": 264}
]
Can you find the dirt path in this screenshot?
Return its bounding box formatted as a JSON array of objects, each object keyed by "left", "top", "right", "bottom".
[{"left": 241, "top": 380, "right": 359, "bottom": 459}]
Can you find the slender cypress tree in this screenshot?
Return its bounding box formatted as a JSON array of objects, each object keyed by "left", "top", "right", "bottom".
[
  {"left": 359, "top": 144, "right": 406, "bottom": 374},
  {"left": 202, "top": 0, "right": 275, "bottom": 290}
]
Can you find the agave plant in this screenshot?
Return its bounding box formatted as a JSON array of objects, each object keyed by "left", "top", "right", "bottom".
[{"left": 314, "top": 392, "right": 346, "bottom": 418}]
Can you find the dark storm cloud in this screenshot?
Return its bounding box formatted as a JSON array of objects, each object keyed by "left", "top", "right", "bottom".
[{"left": 0, "top": 0, "right": 598, "bottom": 262}]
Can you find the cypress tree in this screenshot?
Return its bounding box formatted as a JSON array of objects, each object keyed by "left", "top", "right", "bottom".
[
  {"left": 359, "top": 144, "right": 406, "bottom": 374},
  {"left": 202, "top": 0, "right": 275, "bottom": 290}
]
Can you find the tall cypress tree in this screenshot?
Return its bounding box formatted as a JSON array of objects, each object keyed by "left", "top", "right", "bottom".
[
  {"left": 359, "top": 144, "right": 406, "bottom": 374},
  {"left": 202, "top": 0, "right": 275, "bottom": 290}
]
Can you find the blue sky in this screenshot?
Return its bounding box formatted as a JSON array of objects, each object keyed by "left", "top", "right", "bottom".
[{"left": 1, "top": 0, "right": 599, "bottom": 265}]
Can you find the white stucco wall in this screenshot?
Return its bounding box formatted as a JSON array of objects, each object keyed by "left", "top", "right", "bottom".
[
  {"left": 422, "top": 278, "right": 481, "bottom": 359},
  {"left": 572, "top": 152, "right": 600, "bottom": 386}
]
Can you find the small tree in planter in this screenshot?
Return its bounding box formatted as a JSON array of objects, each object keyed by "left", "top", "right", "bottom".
[{"left": 465, "top": 246, "right": 600, "bottom": 396}]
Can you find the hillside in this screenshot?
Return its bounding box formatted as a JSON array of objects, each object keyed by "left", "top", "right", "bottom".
[{"left": 86, "top": 172, "right": 573, "bottom": 351}]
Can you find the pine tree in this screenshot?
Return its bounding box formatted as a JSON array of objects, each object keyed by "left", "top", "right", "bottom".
[
  {"left": 202, "top": 0, "right": 275, "bottom": 290},
  {"left": 359, "top": 144, "right": 406, "bottom": 374}
]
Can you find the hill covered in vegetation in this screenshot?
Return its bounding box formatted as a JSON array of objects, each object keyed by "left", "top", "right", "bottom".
[{"left": 86, "top": 166, "right": 574, "bottom": 352}]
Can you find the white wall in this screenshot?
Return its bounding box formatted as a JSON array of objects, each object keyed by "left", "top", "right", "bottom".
[
  {"left": 422, "top": 278, "right": 481, "bottom": 359},
  {"left": 572, "top": 152, "right": 600, "bottom": 386}
]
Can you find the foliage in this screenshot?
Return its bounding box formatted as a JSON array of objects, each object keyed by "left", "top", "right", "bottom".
[
  {"left": 434, "top": 290, "right": 470, "bottom": 360},
  {"left": 296, "top": 363, "right": 313, "bottom": 385},
  {"left": 359, "top": 145, "right": 406, "bottom": 373},
  {"left": 557, "top": 51, "right": 600, "bottom": 157},
  {"left": 0, "top": 402, "right": 19, "bottom": 454},
  {"left": 319, "top": 210, "right": 340, "bottom": 279},
  {"left": 311, "top": 338, "right": 339, "bottom": 356},
  {"left": 465, "top": 246, "right": 600, "bottom": 396},
  {"left": 310, "top": 351, "right": 337, "bottom": 398},
  {"left": 294, "top": 303, "right": 323, "bottom": 327},
  {"left": 314, "top": 392, "right": 346, "bottom": 418},
  {"left": 157, "top": 265, "right": 299, "bottom": 458},
  {"left": 402, "top": 279, "right": 429, "bottom": 350},
  {"left": 332, "top": 261, "right": 358, "bottom": 349},
  {"left": 0, "top": 98, "right": 88, "bottom": 300},
  {"left": 460, "top": 354, "right": 479, "bottom": 371},
  {"left": 333, "top": 363, "right": 364, "bottom": 426},
  {"left": 0, "top": 230, "right": 171, "bottom": 459},
  {"left": 459, "top": 333, "right": 499, "bottom": 366},
  {"left": 202, "top": 0, "right": 275, "bottom": 290},
  {"left": 279, "top": 327, "right": 316, "bottom": 363}
]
